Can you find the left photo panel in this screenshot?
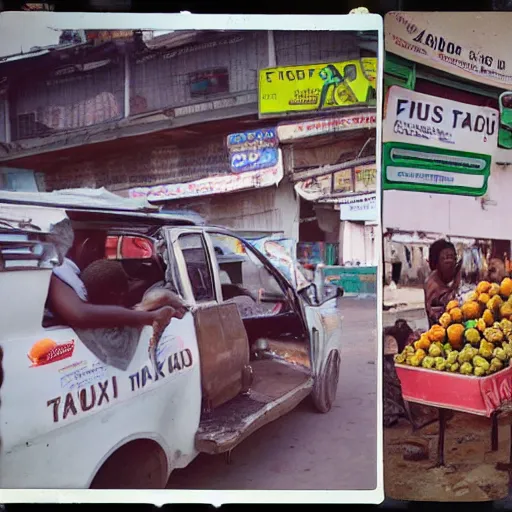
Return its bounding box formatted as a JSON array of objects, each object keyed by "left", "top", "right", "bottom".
[{"left": 0, "top": 12, "right": 382, "bottom": 499}]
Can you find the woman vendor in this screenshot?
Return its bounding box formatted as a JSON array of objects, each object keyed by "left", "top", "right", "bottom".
[
  {"left": 424, "top": 239, "right": 508, "bottom": 329},
  {"left": 424, "top": 239, "right": 463, "bottom": 328}
]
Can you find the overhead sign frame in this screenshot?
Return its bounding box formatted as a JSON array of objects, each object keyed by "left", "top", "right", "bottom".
[{"left": 382, "top": 141, "right": 491, "bottom": 196}]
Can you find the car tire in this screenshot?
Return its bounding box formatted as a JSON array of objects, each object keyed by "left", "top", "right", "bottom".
[
  {"left": 90, "top": 439, "right": 168, "bottom": 489},
  {"left": 311, "top": 349, "right": 340, "bottom": 414}
]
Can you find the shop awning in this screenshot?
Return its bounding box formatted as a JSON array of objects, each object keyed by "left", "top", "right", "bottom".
[{"left": 130, "top": 154, "right": 284, "bottom": 203}]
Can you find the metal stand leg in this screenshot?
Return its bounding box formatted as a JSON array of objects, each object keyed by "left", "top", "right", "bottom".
[
  {"left": 492, "top": 412, "right": 499, "bottom": 452},
  {"left": 436, "top": 408, "right": 447, "bottom": 467},
  {"left": 225, "top": 450, "right": 233, "bottom": 465},
  {"left": 403, "top": 400, "right": 417, "bottom": 430},
  {"left": 509, "top": 420, "right": 512, "bottom": 495}
]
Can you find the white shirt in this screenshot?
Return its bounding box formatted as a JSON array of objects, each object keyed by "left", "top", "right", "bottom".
[{"left": 53, "top": 258, "right": 88, "bottom": 302}]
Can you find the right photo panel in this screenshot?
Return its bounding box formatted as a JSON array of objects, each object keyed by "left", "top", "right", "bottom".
[{"left": 383, "top": 12, "right": 512, "bottom": 502}]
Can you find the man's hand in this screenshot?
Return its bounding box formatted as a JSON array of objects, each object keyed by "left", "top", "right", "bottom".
[{"left": 151, "top": 306, "right": 178, "bottom": 329}]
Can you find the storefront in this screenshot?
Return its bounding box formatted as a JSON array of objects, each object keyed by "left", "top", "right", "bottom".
[
  {"left": 383, "top": 229, "right": 512, "bottom": 287},
  {"left": 276, "top": 111, "right": 377, "bottom": 268}
]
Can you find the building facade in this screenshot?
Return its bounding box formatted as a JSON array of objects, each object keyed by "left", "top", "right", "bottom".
[{"left": 0, "top": 29, "right": 377, "bottom": 271}]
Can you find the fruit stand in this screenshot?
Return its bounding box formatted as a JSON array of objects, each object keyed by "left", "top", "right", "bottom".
[
  {"left": 396, "top": 363, "right": 512, "bottom": 468},
  {"left": 394, "top": 278, "right": 512, "bottom": 481}
]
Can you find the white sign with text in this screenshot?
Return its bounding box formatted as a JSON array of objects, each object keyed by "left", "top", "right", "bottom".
[
  {"left": 384, "top": 86, "right": 499, "bottom": 154},
  {"left": 339, "top": 192, "right": 377, "bottom": 222}
]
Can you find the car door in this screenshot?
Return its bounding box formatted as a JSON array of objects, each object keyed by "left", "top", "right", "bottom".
[
  {"left": 204, "top": 230, "right": 311, "bottom": 355},
  {"left": 162, "top": 226, "right": 220, "bottom": 307},
  {"left": 302, "top": 290, "right": 343, "bottom": 387}
]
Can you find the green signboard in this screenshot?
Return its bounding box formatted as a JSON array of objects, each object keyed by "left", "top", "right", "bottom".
[
  {"left": 382, "top": 142, "right": 491, "bottom": 197},
  {"left": 499, "top": 91, "right": 512, "bottom": 150}
]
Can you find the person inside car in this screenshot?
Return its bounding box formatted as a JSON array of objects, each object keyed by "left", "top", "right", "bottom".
[
  {"left": 46, "top": 217, "right": 180, "bottom": 331},
  {"left": 45, "top": 219, "right": 183, "bottom": 370},
  {"left": 48, "top": 258, "right": 177, "bottom": 331}
]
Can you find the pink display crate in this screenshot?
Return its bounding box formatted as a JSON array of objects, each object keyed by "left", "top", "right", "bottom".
[{"left": 395, "top": 363, "right": 512, "bottom": 417}]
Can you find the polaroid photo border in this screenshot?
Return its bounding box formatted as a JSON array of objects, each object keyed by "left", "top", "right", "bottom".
[{"left": 0, "top": 10, "right": 384, "bottom": 506}]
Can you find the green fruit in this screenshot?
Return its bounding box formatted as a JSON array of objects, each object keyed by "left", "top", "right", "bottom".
[
  {"left": 422, "top": 356, "right": 435, "bottom": 369},
  {"left": 474, "top": 366, "right": 486, "bottom": 377},
  {"left": 460, "top": 362, "right": 473, "bottom": 375},
  {"left": 429, "top": 344, "right": 442, "bottom": 358},
  {"left": 493, "top": 347, "right": 507, "bottom": 362},
  {"left": 435, "top": 357, "right": 447, "bottom": 371},
  {"left": 394, "top": 353, "right": 406, "bottom": 364},
  {"left": 473, "top": 355, "right": 490, "bottom": 371},
  {"left": 458, "top": 350, "right": 473, "bottom": 364},
  {"left": 447, "top": 351, "right": 458, "bottom": 365}
]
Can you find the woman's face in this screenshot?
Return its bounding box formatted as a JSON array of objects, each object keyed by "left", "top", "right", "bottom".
[{"left": 438, "top": 248, "right": 457, "bottom": 281}]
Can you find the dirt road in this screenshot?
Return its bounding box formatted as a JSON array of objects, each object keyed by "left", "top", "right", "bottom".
[
  {"left": 385, "top": 412, "right": 511, "bottom": 501},
  {"left": 167, "top": 297, "right": 378, "bottom": 490}
]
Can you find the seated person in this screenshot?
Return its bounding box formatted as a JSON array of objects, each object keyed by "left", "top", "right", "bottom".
[
  {"left": 81, "top": 258, "right": 189, "bottom": 316},
  {"left": 48, "top": 256, "right": 187, "bottom": 371},
  {"left": 49, "top": 257, "right": 177, "bottom": 330}
]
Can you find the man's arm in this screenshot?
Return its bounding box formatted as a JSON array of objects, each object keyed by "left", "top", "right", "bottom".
[{"left": 48, "top": 275, "right": 172, "bottom": 330}]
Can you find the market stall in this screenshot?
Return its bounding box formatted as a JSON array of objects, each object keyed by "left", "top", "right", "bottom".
[{"left": 394, "top": 278, "right": 512, "bottom": 489}]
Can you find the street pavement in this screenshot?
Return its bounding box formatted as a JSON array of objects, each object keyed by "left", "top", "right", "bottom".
[{"left": 167, "top": 297, "right": 378, "bottom": 490}]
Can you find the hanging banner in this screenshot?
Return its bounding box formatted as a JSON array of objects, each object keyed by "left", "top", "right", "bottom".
[
  {"left": 354, "top": 164, "right": 377, "bottom": 193},
  {"left": 333, "top": 169, "right": 354, "bottom": 193},
  {"left": 129, "top": 151, "right": 284, "bottom": 202},
  {"left": 383, "top": 86, "right": 499, "bottom": 153},
  {"left": 294, "top": 175, "right": 332, "bottom": 202},
  {"left": 259, "top": 58, "right": 377, "bottom": 116},
  {"left": 385, "top": 12, "right": 512, "bottom": 89},
  {"left": 277, "top": 111, "right": 377, "bottom": 141},
  {"left": 339, "top": 193, "right": 377, "bottom": 222},
  {"left": 226, "top": 128, "right": 279, "bottom": 173}
]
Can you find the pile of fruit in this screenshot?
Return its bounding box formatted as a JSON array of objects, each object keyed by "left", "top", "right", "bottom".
[{"left": 394, "top": 278, "right": 512, "bottom": 377}]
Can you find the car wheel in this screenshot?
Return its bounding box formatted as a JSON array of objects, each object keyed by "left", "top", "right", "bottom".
[
  {"left": 90, "top": 439, "right": 168, "bottom": 489},
  {"left": 312, "top": 349, "right": 340, "bottom": 414}
]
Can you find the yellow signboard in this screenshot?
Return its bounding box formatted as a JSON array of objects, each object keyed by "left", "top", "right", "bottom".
[
  {"left": 333, "top": 169, "right": 353, "bottom": 192},
  {"left": 259, "top": 58, "right": 377, "bottom": 116},
  {"left": 354, "top": 164, "right": 377, "bottom": 193}
]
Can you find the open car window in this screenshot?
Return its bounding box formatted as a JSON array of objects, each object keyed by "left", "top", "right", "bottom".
[
  {"left": 178, "top": 233, "right": 215, "bottom": 304},
  {"left": 209, "top": 233, "right": 289, "bottom": 317}
]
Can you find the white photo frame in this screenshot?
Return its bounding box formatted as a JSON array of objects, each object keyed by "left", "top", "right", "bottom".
[{"left": 0, "top": 10, "right": 384, "bottom": 506}]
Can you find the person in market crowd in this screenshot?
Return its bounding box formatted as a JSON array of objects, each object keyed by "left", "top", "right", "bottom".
[{"left": 488, "top": 257, "right": 508, "bottom": 284}]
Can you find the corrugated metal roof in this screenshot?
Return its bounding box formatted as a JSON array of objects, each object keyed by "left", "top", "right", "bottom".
[
  {"left": 0, "top": 187, "right": 158, "bottom": 212},
  {"left": 0, "top": 41, "right": 91, "bottom": 64}
]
